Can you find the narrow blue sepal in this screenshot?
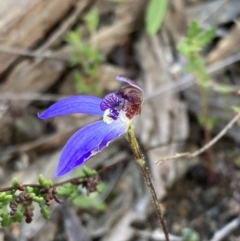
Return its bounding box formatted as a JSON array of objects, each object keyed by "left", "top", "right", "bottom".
[
  {"left": 38, "top": 95, "right": 104, "bottom": 119},
  {"left": 56, "top": 121, "right": 110, "bottom": 176},
  {"left": 56, "top": 120, "right": 128, "bottom": 176}
]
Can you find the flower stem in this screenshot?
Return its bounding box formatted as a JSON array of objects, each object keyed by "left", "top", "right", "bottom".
[{"left": 125, "top": 124, "right": 169, "bottom": 241}]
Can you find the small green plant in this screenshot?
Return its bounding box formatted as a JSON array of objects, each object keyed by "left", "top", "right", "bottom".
[
  {"left": 178, "top": 21, "right": 215, "bottom": 87},
  {"left": 65, "top": 8, "right": 104, "bottom": 96},
  {"left": 178, "top": 21, "right": 217, "bottom": 177},
  {"left": 178, "top": 21, "right": 216, "bottom": 145},
  {"left": 145, "top": 0, "right": 168, "bottom": 35},
  {"left": 0, "top": 166, "right": 100, "bottom": 226},
  {"left": 178, "top": 22, "right": 240, "bottom": 144},
  {"left": 0, "top": 175, "right": 55, "bottom": 226}
]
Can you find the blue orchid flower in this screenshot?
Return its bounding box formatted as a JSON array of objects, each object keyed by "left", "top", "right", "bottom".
[{"left": 38, "top": 76, "right": 144, "bottom": 176}]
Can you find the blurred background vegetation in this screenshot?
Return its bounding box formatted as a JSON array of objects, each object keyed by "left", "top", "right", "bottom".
[{"left": 0, "top": 0, "right": 240, "bottom": 240}]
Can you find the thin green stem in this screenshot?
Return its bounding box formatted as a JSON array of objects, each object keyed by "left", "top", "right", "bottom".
[{"left": 125, "top": 124, "right": 169, "bottom": 241}]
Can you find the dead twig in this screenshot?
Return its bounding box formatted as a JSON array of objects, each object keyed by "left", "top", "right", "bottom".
[
  {"left": 0, "top": 45, "right": 69, "bottom": 62},
  {"left": 156, "top": 112, "right": 240, "bottom": 164},
  {"left": 210, "top": 217, "right": 240, "bottom": 241}
]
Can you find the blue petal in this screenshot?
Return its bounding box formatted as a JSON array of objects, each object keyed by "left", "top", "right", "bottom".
[
  {"left": 56, "top": 120, "right": 113, "bottom": 176},
  {"left": 99, "top": 121, "right": 128, "bottom": 150},
  {"left": 38, "top": 95, "right": 104, "bottom": 119}
]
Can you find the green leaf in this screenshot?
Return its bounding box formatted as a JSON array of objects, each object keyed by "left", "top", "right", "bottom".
[
  {"left": 57, "top": 183, "right": 76, "bottom": 197},
  {"left": 3, "top": 195, "right": 12, "bottom": 202},
  {"left": 232, "top": 106, "right": 240, "bottom": 114},
  {"left": 12, "top": 205, "right": 24, "bottom": 223},
  {"left": 11, "top": 177, "right": 19, "bottom": 189},
  {"left": 38, "top": 174, "right": 53, "bottom": 188},
  {"left": 187, "top": 21, "right": 201, "bottom": 38},
  {"left": 1, "top": 217, "right": 12, "bottom": 227},
  {"left": 0, "top": 206, "right": 12, "bottom": 227},
  {"left": 0, "top": 192, "right": 6, "bottom": 201},
  {"left": 45, "top": 180, "right": 53, "bottom": 187},
  {"left": 84, "top": 8, "right": 99, "bottom": 33},
  {"left": 178, "top": 22, "right": 216, "bottom": 59},
  {"left": 29, "top": 193, "right": 44, "bottom": 203},
  {"left": 38, "top": 174, "right": 46, "bottom": 187},
  {"left": 207, "top": 117, "right": 218, "bottom": 131},
  {"left": 145, "top": 0, "right": 168, "bottom": 35},
  {"left": 97, "top": 182, "right": 106, "bottom": 192},
  {"left": 82, "top": 166, "right": 97, "bottom": 177},
  {"left": 197, "top": 28, "right": 216, "bottom": 46},
  {"left": 40, "top": 203, "right": 50, "bottom": 220},
  {"left": 177, "top": 40, "right": 201, "bottom": 56},
  {"left": 72, "top": 188, "right": 106, "bottom": 211},
  {"left": 197, "top": 115, "right": 217, "bottom": 131},
  {"left": 26, "top": 187, "right": 34, "bottom": 193},
  {"left": 73, "top": 195, "right": 106, "bottom": 211}
]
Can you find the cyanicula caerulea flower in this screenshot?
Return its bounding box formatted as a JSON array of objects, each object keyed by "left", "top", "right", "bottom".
[{"left": 38, "top": 76, "right": 144, "bottom": 176}]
